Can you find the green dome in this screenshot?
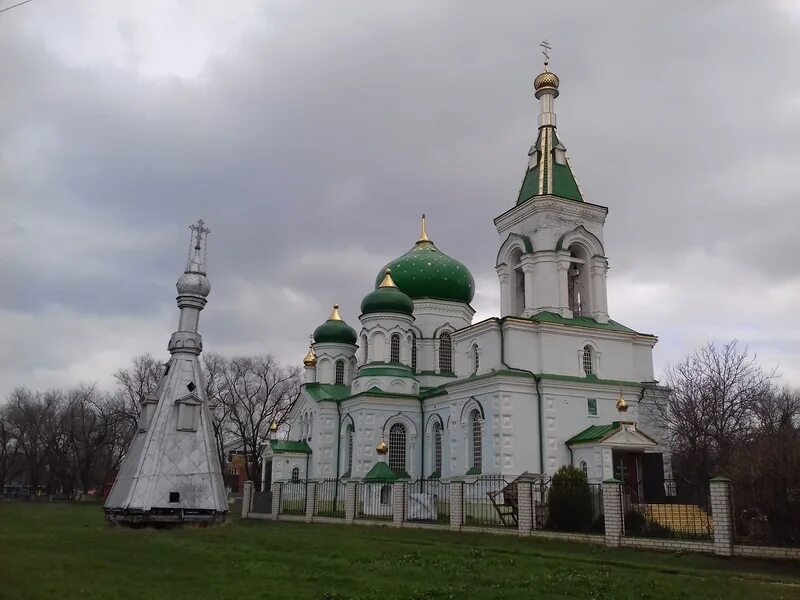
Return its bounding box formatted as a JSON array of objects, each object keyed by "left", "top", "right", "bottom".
[
  {"left": 361, "top": 270, "right": 415, "bottom": 316},
  {"left": 377, "top": 239, "right": 475, "bottom": 304},
  {"left": 313, "top": 305, "right": 357, "bottom": 345}
]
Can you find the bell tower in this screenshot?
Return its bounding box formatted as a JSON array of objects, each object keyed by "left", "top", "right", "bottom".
[{"left": 494, "top": 44, "right": 610, "bottom": 324}]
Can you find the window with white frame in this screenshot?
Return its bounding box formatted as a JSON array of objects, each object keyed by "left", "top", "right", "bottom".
[
  {"left": 411, "top": 332, "right": 417, "bottom": 372},
  {"left": 580, "top": 460, "right": 588, "bottom": 478},
  {"left": 439, "top": 332, "right": 452, "bottom": 372},
  {"left": 587, "top": 398, "right": 598, "bottom": 417},
  {"left": 390, "top": 333, "right": 401, "bottom": 363},
  {"left": 345, "top": 423, "right": 354, "bottom": 476},
  {"left": 335, "top": 359, "right": 345, "bottom": 385},
  {"left": 582, "top": 345, "right": 594, "bottom": 376},
  {"left": 291, "top": 466, "right": 300, "bottom": 482},
  {"left": 471, "top": 343, "right": 479, "bottom": 374},
  {"left": 470, "top": 409, "right": 482, "bottom": 472},
  {"left": 388, "top": 422, "right": 407, "bottom": 474},
  {"left": 432, "top": 420, "right": 443, "bottom": 475},
  {"left": 379, "top": 484, "right": 391, "bottom": 505}
]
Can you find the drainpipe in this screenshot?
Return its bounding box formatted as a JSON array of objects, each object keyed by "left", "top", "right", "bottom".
[
  {"left": 335, "top": 401, "right": 342, "bottom": 480},
  {"left": 419, "top": 395, "right": 425, "bottom": 483},
  {"left": 499, "top": 318, "right": 545, "bottom": 474}
]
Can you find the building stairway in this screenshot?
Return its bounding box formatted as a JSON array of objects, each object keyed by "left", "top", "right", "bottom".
[{"left": 646, "top": 504, "right": 714, "bottom": 535}]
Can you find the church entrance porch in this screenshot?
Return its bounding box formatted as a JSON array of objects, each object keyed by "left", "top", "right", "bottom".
[{"left": 613, "top": 450, "right": 665, "bottom": 504}]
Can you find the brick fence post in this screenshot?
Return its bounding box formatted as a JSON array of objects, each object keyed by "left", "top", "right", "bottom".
[
  {"left": 450, "top": 481, "right": 464, "bottom": 531},
  {"left": 517, "top": 481, "right": 532, "bottom": 535},
  {"left": 345, "top": 481, "right": 356, "bottom": 524},
  {"left": 602, "top": 479, "right": 623, "bottom": 547},
  {"left": 241, "top": 480, "right": 253, "bottom": 519},
  {"left": 710, "top": 476, "right": 733, "bottom": 556},
  {"left": 271, "top": 482, "right": 281, "bottom": 521},
  {"left": 392, "top": 482, "right": 405, "bottom": 526},
  {"left": 305, "top": 481, "right": 316, "bottom": 523}
]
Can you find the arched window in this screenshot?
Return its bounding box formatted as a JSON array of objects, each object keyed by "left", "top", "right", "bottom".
[
  {"left": 582, "top": 346, "right": 593, "bottom": 376},
  {"left": 438, "top": 332, "right": 452, "bottom": 373},
  {"left": 362, "top": 334, "right": 369, "bottom": 363},
  {"left": 388, "top": 423, "right": 407, "bottom": 474},
  {"left": 470, "top": 409, "right": 482, "bottom": 472},
  {"left": 379, "top": 484, "right": 391, "bottom": 505},
  {"left": 390, "top": 333, "right": 401, "bottom": 363},
  {"left": 345, "top": 423, "right": 354, "bottom": 476},
  {"left": 411, "top": 332, "right": 417, "bottom": 372},
  {"left": 308, "top": 413, "right": 313, "bottom": 440},
  {"left": 291, "top": 466, "right": 300, "bottom": 482},
  {"left": 471, "top": 343, "right": 479, "bottom": 374},
  {"left": 432, "top": 421, "right": 443, "bottom": 476},
  {"left": 580, "top": 460, "right": 588, "bottom": 479},
  {"left": 335, "top": 359, "right": 345, "bottom": 385}
]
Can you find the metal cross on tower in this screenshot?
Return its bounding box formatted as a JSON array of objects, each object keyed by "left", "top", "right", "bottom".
[
  {"left": 190, "top": 218, "right": 211, "bottom": 250},
  {"left": 540, "top": 39, "right": 552, "bottom": 68}
]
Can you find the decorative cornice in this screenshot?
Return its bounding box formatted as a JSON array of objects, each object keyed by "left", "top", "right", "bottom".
[{"left": 495, "top": 195, "right": 607, "bottom": 233}]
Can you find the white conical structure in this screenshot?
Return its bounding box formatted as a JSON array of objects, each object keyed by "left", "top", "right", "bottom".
[{"left": 105, "top": 219, "right": 227, "bottom": 525}]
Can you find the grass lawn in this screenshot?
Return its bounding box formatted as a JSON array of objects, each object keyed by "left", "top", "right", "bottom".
[{"left": 1, "top": 503, "right": 799, "bottom": 599}]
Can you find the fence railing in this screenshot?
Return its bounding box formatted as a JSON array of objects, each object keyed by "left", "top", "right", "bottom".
[
  {"left": 281, "top": 480, "right": 307, "bottom": 516},
  {"left": 732, "top": 479, "right": 800, "bottom": 548},
  {"left": 621, "top": 482, "right": 713, "bottom": 540},
  {"left": 535, "top": 478, "right": 604, "bottom": 534},
  {"left": 463, "top": 476, "right": 516, "bottom": 528},
  {"left": 251, "top": 490, "right": 272, "bottom": 514},
  {"left": 355, "top": 480, "right": 393, "bottom": 521},
  {"left": 403, "top": 479, "right": 450, "bottom": 525},
  {"left": 315, "top": 479, "right": 346, "bottom": 519}
]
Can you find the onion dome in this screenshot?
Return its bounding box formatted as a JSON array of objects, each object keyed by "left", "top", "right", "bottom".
[
  {"left": 177, "top": 232, "right": 211, "bottom": 297},
  {"left": 313, "top": 304, "right": 357, "bottom": 345},
  {"left": 361, "top": 269, "right": 414, "bottom": 316},
  {"left": 533, "top": 70, "right": 560, "bottom": 97},
  {"left": 376, "top": 215, "right": 475, "bottom": 304},
  {"left": 302, "top": 339, "right": 318, "bottom": 367}
]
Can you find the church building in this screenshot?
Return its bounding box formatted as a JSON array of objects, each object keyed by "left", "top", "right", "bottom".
[{"left": 264, "top": 62, "right": 670, "bottom": 500}]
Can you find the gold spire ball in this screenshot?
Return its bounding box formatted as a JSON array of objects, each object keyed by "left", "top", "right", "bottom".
[
  {"left": 376, "top": 438, "right": 389, "bottom": 455},
  {"left": 329, "top": 304, "right": 342, "bottom": 321},
  {"left": 616, "top": 391, "right": 629, "bottom": 413},
  {"left": 303, "top": 345, "right": 317, "bottom": 367},
  {"left": 534, "top": 39, "right": 560, "bottom": 97},
  {"left": 379, "top": 268, "right": 397, "bottom": 288}
]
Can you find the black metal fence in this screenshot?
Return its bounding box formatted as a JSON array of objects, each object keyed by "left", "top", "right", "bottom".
[
  {"left": 732, "top": 479, "right": 800, "bottom": 547},
  {"left": 621, "top": 481, "right": 713, "bottom": 540},
  {"left": 280, "top": 481, "right": 307, "bottom": 516},
  {"left": 403, "top": 479, "right": 450, "bottom": 525},
  {"left": 355, "top": 480, "right": 393, "bottom": 521},
  {"left": 251, "top": 490, "right": 272, "bottom": 514},
  {"left": 462, "top": 476, "right": 516, "bottom": 528},
  {"left": 314, "top": 479, "right": 346, "bottom": 519},
  {"left": 534, "top": 478, "right": 604, "bottom": 533}
]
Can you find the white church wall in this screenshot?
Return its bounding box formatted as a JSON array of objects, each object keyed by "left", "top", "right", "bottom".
[
  {"left": 452, "top": 323, "right": 501, "bottom": 378},
  {"left": 273, "top": 454, "right": 308, "bottom": 482}
]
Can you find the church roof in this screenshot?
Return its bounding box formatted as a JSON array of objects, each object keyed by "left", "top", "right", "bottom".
[
  {"left": 313, "top": 305, "right": 358, "bottom": 345},
  {"left": 363, "top": 461, "right": 409, "bottom": 482},
  {"left": 518, "top": 128, "right": 583, "bottom": 204},
  {"left": 361, "top": 269, "right": 415, "bottom": 316},
  {"left": 529, "top": 311, "right": 645, "bottom": 334},
  {"left": 304, "top": 383, "right": 352, "bottom": 403},
  {"left": 269, "top": 440, "right": 312, "bottom": 454},
  {"left": 566, "top": 422, "right": 658, "bottom": 446}
]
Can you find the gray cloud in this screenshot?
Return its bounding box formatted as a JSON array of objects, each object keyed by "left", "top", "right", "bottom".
[{"left": 2, "top": 0, "right": 799, "bottom": 397}]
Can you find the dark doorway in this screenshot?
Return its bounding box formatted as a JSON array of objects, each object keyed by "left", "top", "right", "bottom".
[{"left": 642, "top": 453, "right": 665, "bottom": 502}]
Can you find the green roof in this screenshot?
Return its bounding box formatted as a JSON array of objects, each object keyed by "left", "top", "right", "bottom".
[
  {"left": 529, "top": 311, "right": 644, "bottom": 334},
  {"left": 566, "top": 422, "right": 622, "bottom": 446},
  {"left": 361, "top": 280, "right": 414, "bottom": 316},
  {"left": 304, "top": 383, "right": 351, "bottom": 403},
  {"left": 363, "top": 461, "right": 409, "bottom": 482},
  {"left": 269, "top": 440, "right": 312, "bottom": 454},
  {"left": 313, "top": 314, "right": 357, "bottom": 345},
  {"left": 357, "top": 363, "right": 415, "bottom": 378},
  {"left": 377, "top": 239, "right": 475, "bottom": 304},
  {"left": 517, "top": 127, "right": 583, "bottom": 205}
]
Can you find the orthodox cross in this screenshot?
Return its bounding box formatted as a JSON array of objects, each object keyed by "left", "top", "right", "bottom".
[
  {"left": 190, "top": 218, "right": 211, "bottom": 250},
  {"left": 540, "top": 39, "right": 552, "bottom": 68}
]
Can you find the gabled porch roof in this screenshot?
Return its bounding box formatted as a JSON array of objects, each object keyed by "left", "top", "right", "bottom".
[{"left": 566, "top": 421, "right": 658, "bottom": 449}]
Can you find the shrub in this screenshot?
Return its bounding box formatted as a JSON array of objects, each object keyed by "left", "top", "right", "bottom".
[{"left": 545, "top": 465, "right": 593, "bottom": 532}]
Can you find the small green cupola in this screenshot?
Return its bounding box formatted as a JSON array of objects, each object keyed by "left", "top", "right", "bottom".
[
  {"left": 517, "top": 60, "right": 583, "bottom": 205},
  {"left": 313, "top": 304, "right": 357, "bottom": 345},
  {"left": 377, "top": 215, "right": 475, "bottom": 304},
  {"left": 361, "top": 269, "right": 415, "bottom": 316}
]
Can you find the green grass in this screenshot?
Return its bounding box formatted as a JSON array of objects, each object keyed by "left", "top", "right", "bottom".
[{"left": 1, "top": 503, "right": 799, "bottom": 600}]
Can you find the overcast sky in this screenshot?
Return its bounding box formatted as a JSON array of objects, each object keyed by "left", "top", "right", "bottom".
[{"left": 2, "top": 0, "right": 799, "bottom": 400}]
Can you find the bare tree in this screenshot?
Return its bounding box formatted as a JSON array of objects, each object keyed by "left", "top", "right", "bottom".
[
  {"left": 0, "top": 404, "right": 22, "bottom": 491},
  {"left": 203, "top": 353, "right": 232, "bottom": 471},
  {"left": 65, "top": 385, "right": 113, "bottom": 495},
  {"left": 648, "top": 340, "right": 775, "bottom": 483},
  {"left": 111, "top": 353, "right": 163, "bottom": 440},
  {"left": 214, "top": 355, "right": 300, "bottom": 482}
]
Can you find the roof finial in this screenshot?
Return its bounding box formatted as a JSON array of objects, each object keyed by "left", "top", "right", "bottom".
[
  {"left": 418, "top": 213, "right": 430, "bottom": 243},
  {"left": 379, "top": 268, "right": 397, "bottom": 288},
  {"left": 303, "top": 334, "right": 317, "bottom": 367},
  {"left": 329, "top": 304, "right": 342, "bottom": 321},
  {"left": 540, "top": 39, "right": 552, "bottom": 72},
  {"left": 616, "top": 386, "right": 629, "bottom": 413}
]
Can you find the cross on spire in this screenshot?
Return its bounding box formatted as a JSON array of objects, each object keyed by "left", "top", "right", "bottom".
[
  {"left": 190, "top": 218, "right": 211, "bottom": 250},
  {"left": 540, "top": 39, "right": 552, "bottom": 69}
]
